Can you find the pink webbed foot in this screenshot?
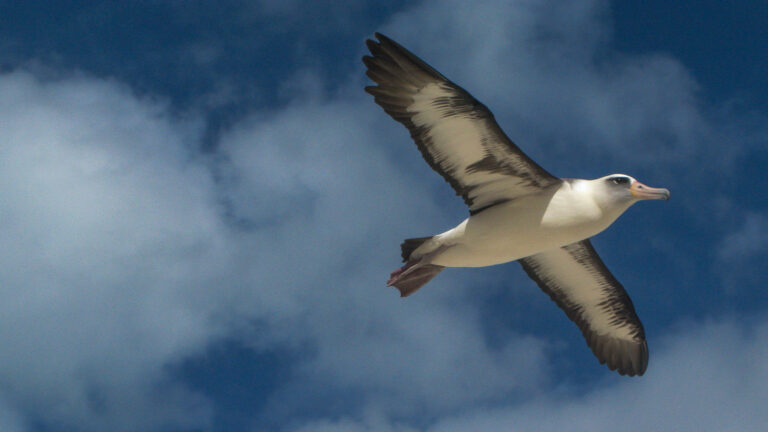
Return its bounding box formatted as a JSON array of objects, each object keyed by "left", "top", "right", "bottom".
[
  {"left": 387, "top": 261, "right": 417, "bottom": 286},
  {"left": 386, "top": 261, "right": 444, "bottom": 297}
]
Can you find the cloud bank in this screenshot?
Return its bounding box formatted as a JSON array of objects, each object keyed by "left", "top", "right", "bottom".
[{"left": 296, "top": 317, "right": 768, "bottom": 432}]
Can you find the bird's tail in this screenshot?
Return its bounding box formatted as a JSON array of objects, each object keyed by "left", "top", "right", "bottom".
[
  {"left": 388, "top": 236, "right": 444, "bottom": 297},
  {"left": 400, "top": 236, "right": 432, "bottom": 262}
]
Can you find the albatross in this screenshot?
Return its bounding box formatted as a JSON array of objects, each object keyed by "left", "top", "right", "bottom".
[{"left": 363, "top": 33, "right": 670, "bottom": 377}]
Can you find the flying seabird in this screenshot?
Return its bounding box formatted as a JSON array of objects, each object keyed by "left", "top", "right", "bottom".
[{"left": 363, "top": 33, "right": 670, "bottom": 377}]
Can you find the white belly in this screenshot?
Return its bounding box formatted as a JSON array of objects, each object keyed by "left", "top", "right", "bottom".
[{"left": 426, "top": 190, "right": 620, "bottom": 268}]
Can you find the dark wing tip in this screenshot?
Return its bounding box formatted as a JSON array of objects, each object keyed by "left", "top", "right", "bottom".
[
  {"left": 365, "top": 38, "right": 381, "bottom": 53},
  {"left": 373, "top": 33, "right": 405, "bottom": 52},
  {"left": 364, "top": 32, "right": 447, "bottom": 83},
  {"left": 374, "top": 32, "right": 390, "bottom": 43},
  {"left": 590, "top": 333, "right": 649, "bottom": 377},
  {"left": 363, "top": 86, "right": 377, "bottom": 96}
]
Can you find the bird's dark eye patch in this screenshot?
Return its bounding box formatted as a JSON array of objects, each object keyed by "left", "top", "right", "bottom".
[{"left": 609, "top": 176, "right": 630, "bottom": 185}]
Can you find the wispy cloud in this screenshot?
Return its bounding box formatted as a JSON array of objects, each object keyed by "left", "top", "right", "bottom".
[
  {"left": 719, "top": 213, "right": 768, "bottom": 260},
  {"left": 0, "top": 67, "right": 550, "bottom": 430},
  {"left": 0, "top": 71, "right": 219, "bottom": 430},
  {"left": 294, "top": 316, "right": 768, "bottom": 432}
]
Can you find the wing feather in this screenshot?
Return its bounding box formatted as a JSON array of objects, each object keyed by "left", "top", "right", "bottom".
[
  {"left": 519, "top": 240, "right": 648, "bottom": 376},
  {"left": 364, "top": 33, "right": 560, "bottom": 214}
]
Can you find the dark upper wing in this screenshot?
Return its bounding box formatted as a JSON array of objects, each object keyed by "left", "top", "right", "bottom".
[
  {"left": 363, "top": 33, "right": 560, "bottom": 214},
  {"left": 519, "top": 240, "right": 648, "bottom": 376}
]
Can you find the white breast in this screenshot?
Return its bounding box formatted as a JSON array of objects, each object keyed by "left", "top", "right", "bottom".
[{"left": 429, "top": 182, "right": 619, "bottom": 267}]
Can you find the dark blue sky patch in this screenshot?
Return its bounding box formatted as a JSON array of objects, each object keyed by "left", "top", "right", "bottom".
[
  {"left": 169, "top": 339, "right": 296, "bottom": 431},
  {"left": 611, "top": 0, "right": 768, "bottom": 109},
  {"left": 0, "top": 1, "right": 406, "bottom": 105},
  {"left": 0, "top": 1, "right": 408, "bottom": 149}
]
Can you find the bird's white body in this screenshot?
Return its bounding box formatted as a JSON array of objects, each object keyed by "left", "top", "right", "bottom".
[{"left": 416, "top": 179, "right": 634, "bottom": 267}]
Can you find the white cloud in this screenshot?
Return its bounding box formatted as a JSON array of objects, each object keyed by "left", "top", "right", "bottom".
[
  {"left": 0, "top": 71, "right": 222, "bottom": 431},
  {"left": 430, "top": 317, "right": 768, "bottom": 432},
  {"left": 716, "top": 212, "right": 768, "bottom": 294},
  {"left": 0, "top": 68, "right": 552, "bottom": 430},
  {"left": 295, "top": 316, "right": 768, "bottom": 432}
]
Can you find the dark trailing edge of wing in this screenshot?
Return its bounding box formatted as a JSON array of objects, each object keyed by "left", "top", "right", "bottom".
[
  {"left": 363, "top": 33, "right": 560, "bottom": 214},
  {"left": 519, "top": 240, "right": 649, "bottom": 376},
  {"left": 363, "top": 34, "right": 476, "bottom": 207}
]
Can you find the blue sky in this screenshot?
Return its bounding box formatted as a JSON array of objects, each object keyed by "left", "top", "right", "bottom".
[{"left": 0, "top": 1, "right": 766, "bottom": 431}]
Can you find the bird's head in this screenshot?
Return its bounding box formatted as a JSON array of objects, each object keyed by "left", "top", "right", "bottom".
[{"left": 591, "top": 174, "right": 670, "bottom": 211}]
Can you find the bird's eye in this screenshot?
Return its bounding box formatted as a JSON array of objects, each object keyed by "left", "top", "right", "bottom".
[{"left": 610, "top": 177, "right": 629, "bottom": 185}]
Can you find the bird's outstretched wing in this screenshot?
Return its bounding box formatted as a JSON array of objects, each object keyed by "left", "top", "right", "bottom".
[
  {"left": 519, "top": 240, "right": 648, "bottom": 376},
  {"left": 363, "top": 33, "right": 560, "bottom": 214}
]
